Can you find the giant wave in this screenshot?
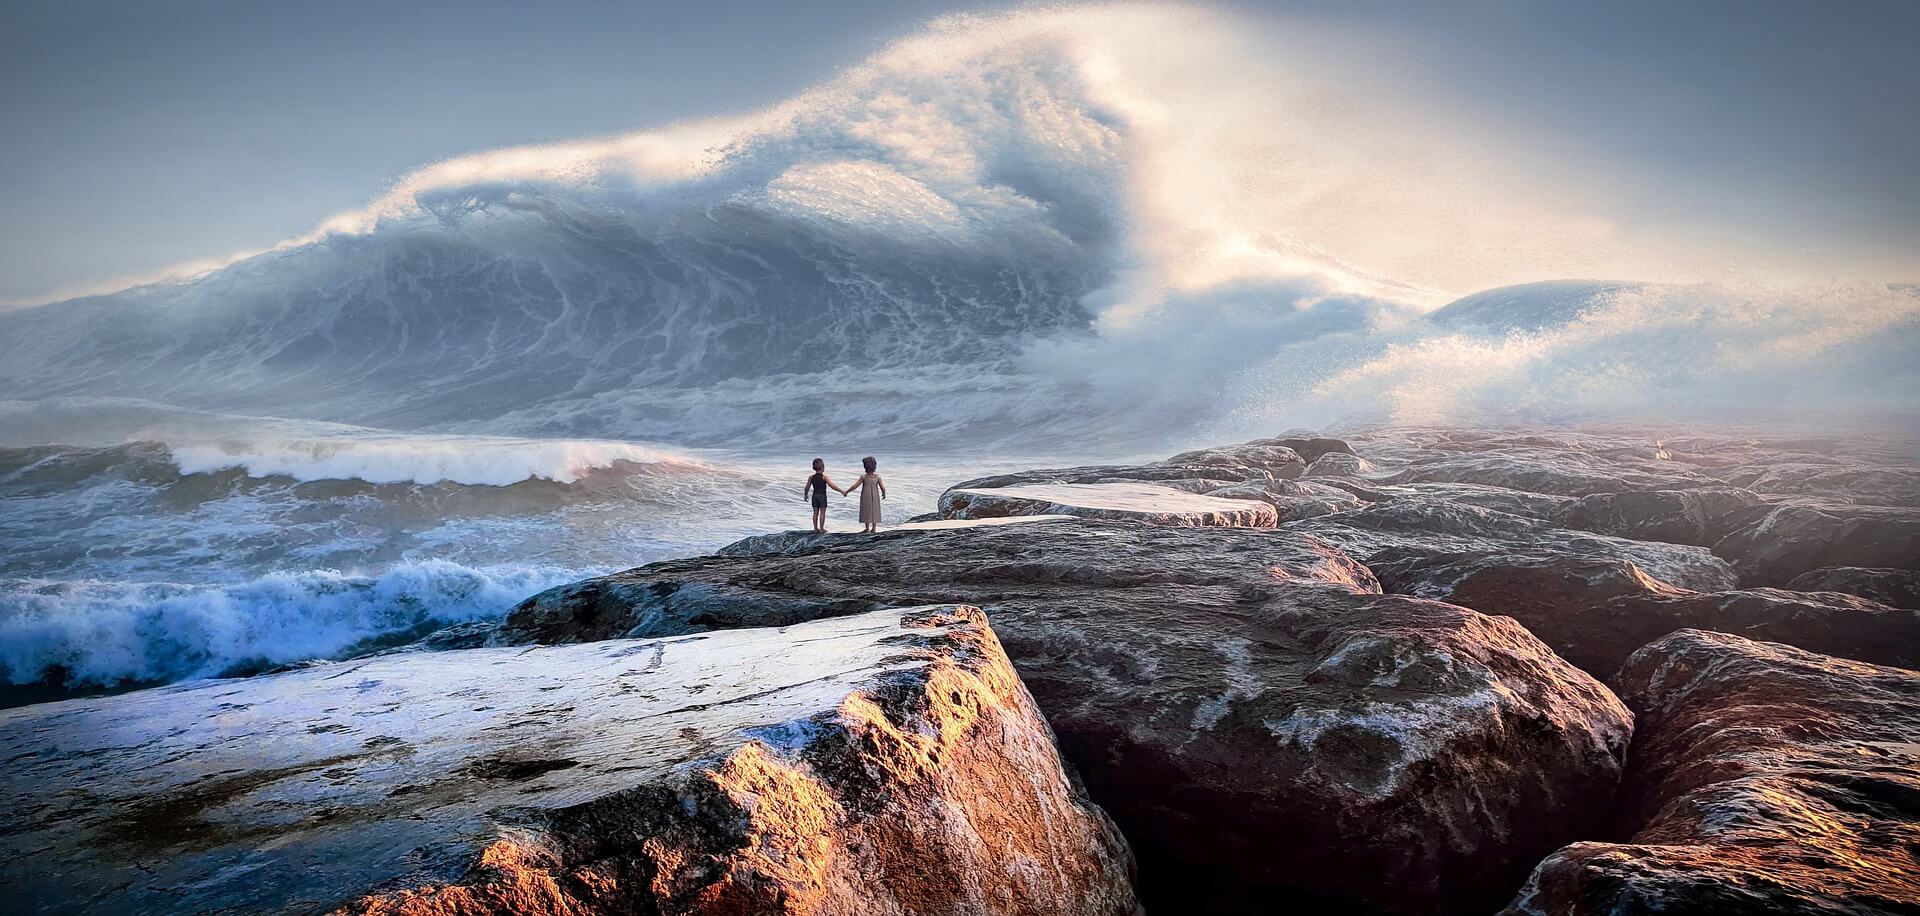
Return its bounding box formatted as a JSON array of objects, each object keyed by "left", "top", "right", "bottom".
[{"left": 5, "top": 6, "right": 1909, "bottom": 449}]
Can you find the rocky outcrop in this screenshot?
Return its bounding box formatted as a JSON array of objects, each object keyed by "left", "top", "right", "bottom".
[
  {"left": 1287, "top": 497, "right": 1740, "bottom": 591},
  {"left": 502, "top": 521, "right": 1379, "bottom": 645},
  {"left": 1164, "top": 478, "right": 1363, "bottom": 522},
  {"left": 1375, "top": 551, "right": 1920, "bottom": 677},
  {"left": 1787, "top": 565, "right": 1920, "bottom": 609},
  {"left": 1712, "top": 502, "right": 1920, "bottom": 585},
  {"left": 0, "top": 606, "right": 1139, "bottom": 916},
  {"left": 938, "top": 482, "right": 1279, "bottom": 527},
  {"left": 718, "top": 515, "right": 1076, "bottom": 557},
  {"left": 1555, "top": 486, "right": 1768, "bottom": 546},
  {"left": 496, "top": 522, "right": 1631, "bottom": 915},
  {"left": 1504, "top": 630, "right": 1920, "bottom": 915}
]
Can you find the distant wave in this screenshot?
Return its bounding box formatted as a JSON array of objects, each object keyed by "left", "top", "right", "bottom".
[{"left": 0, "top": 561, "right": 585, "bottom": 688}]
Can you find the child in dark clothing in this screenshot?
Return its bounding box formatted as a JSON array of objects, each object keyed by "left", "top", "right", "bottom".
[{"left": 802, "top": 457, "right": 846, "bottom": 533}]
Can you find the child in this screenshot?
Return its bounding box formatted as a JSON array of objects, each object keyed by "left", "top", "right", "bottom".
[
  {"left": 802, "top": 458, "right": 846, "bottom": 533},
  {"left": 851, "top": 455, "right": 886, "bottom": 533}
]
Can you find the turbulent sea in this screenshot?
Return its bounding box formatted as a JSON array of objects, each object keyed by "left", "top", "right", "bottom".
[{"left": 2, "top": 6, "right": 1916, "bottom": 696}]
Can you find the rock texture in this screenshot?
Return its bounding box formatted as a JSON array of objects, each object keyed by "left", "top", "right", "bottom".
[
  {"left": 1714, "top": 503, "right": 1920, "bottom": 585},
  {"left": 1555, "top": 486, "right": 1768, "bottom": 546},
  {"left": 1505, "top": 630, "right": 1920, "bottom": 915},
  {"left": 496, "top": 521, "right": 1632, "bottom": 916},
  {"left": 939, "top": 482, "right": 1279, "bottom": 527},
  {"left": 1287, "top": 497, "right": 1740, "bottom": 591},
  {"left": 1787, "top": 566, "right": 1920, "bottom": 609},
  {"left": 1376, "top": 551, "right": 1920, "bottom": 678},
  {"left": 0, "top": 606, "right": 1139, "bottom": 916}
]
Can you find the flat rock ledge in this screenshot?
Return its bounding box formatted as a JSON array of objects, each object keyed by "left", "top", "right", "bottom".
[
  {"left": 1504, "top": 630, "right": 1920, "bottom": 915},
  {"left": 0, "top": 606, "right": 1139, "bottom": 916},
  {"left": 939, "top": 482, "right": 1279, "bottom": 527}
]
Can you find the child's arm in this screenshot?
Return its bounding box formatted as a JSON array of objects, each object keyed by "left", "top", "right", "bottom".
[
  {"left": 826, "top": 475, "right": 847, "bottom": 495},
  {"left": 878, "top": 476, "right": 887, "bottom": 499}
]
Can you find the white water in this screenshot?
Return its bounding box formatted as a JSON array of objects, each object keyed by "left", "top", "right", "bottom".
[{"left": 0, "top": 4, "right": 1915, "bottom": 691}]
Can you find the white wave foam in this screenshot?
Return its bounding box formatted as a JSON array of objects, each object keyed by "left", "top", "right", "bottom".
[
  {"left": 0, "top": 561, "right": 585, "bottom": 687},
  {"left": 169, "top": 433, "right": 702, "bottom": 485}
]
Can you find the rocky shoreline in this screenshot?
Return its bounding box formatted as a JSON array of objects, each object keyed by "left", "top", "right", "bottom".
[{"left": 4, "top": 425, "right": 1918, "bottom": 914}]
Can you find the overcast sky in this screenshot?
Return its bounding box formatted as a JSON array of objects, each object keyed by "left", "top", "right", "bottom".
[{"left": 3, "top": 0, "right": 1915, "bottom": 302}]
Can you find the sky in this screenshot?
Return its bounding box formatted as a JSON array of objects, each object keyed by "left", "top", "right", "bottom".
[{"left": 2, "top": 0, "right": 1916, "bottom": 303}]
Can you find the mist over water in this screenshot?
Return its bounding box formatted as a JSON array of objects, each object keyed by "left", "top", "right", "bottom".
[{"left": 2, "top": 5, "right": 1915, "bottom": 692}]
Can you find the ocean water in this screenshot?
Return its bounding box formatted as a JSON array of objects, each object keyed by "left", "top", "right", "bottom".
[{"left": 2, "top": 5, "right": 1915, "bottom": 694}]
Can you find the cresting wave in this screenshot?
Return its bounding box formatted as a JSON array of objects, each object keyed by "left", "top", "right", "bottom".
[
  {"left": 0, "top": 562, "right": 585, "bottom": 690},
  {"left": 1, "top": 5, "right": 1909, "bottom": 449}
]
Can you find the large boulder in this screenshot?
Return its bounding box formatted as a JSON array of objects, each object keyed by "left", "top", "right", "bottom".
[
  {"left": 1555, "top": 486, "right": 1769, "bottom": 546},
  {"left": 1375, "top": 551, "right": 1920, "bottom": 677},
  {"left": 0, "top": 606, "right": 1139, "bottom": 916},
  {"left": 1504, "top": 630, "right": 1920, "bottom": 915},
  {"left": 494, "top": 523, "right": 1632, "bottom": 915},
  {"left": 1713, "top": 502, "right": 1920, "bottom": 585},
  {"left": 938, "top": 482, "right": 1279, "bottom": 527},
  {"left": 1286, "top": 497, "right": 1740, "bottom": 591},
  {"left": 1787, "top": 565, "right": 1920, "bottom": 609}
]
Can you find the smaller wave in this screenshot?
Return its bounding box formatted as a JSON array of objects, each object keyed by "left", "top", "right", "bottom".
[
  {"left": 169, "top": 433, "right": 703, "bottom": 486},
  {"left": 0, "top": 561, "right": 586, "bottom": 688}
]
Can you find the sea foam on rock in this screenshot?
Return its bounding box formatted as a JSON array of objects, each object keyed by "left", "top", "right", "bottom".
[
  {"left": 0, "top": 606, "right": 1139, "bottom": 916},
  {"left": 939, "top": 481, "right": 1279, "bottom": 527},
  {"left": 496, "top": 520, "right": 1632, "bottom": 915},
  {"left": 1505, "top": 630, "right": 1920, "bottom": 915}
]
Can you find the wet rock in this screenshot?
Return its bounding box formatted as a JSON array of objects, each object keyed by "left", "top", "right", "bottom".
[
  {"left": 1787, "top": 566, "right": 1920, "bottom": 609},
  {"left": 718, "top": 515, "right": 1077, "bottom": 558},
  {"left": 1727, "top": 461, "right": 1920, "bottom": 507},
  {"left": 939, "top": 482, "right": 1279, "bottom": 527},
  {"left": 1303, "top": 450, "right": 1375, "bottom": 476},
  {"left": 1376, "top": 551, "right": 1920, "bottom": 677},
  {"left": 497, "top": 523, "right": 1629, "bottom": 915},
  {"left": 1713, "top": 502, "right": 1920, "bottom": 585},
  {"left": 1504, "top": 630, "right": 1920, "bottom": 915},
  {"left": 1556, "top": 486, "right": 1769, "bottom": 546},
  {"left": 0, "top": 606, "right": 1139, "bottom": 916},
  {"left": 1201, "top": 478, "right": 1366, "bottom": 521},
  {"left": 1374, "top": 449, "right": 1716, "bottom": 496},
  {"left": 1287, "top": 497, "right": 1739, "bottom": 591}
]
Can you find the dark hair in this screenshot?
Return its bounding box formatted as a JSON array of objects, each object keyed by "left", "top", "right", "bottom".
[
  {"left": 862, "top": 456, "right": 877, "bottom": 473},
  {"left": 811, "top": 457, "right": 824, "bottom": 472}
]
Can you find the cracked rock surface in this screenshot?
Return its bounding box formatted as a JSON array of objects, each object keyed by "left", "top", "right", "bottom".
[{"left": 1505, "top": 629, "right": 1920, "bottom": 915}]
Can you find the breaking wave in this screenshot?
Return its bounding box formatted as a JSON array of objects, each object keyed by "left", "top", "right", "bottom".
[
  {"left": 4, "top": 5, "right": 1907, "bottom": 448},
  {"left": 0, "top": 562, "right": 583, "bottom": 688}
]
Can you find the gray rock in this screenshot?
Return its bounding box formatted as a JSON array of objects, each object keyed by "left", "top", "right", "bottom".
[
  {"left": 1287, "top": 497, "right": 1740, "bottom": 591},
  {"left": 1504, "top": 630, "right": 1920, "bottom": 915},
  {"left": 1787, "top": 566, "right": 1920, "bottom": 609},
  {"left": 1374, "top": 551, "right": 1920, "bottom": 678},
  {"left": 1556, "top": 487, "right": 1770, "bottom": 546},
  {"left": 1713, "top": 502, "right": 1920, "bottom": 585},
  {"left": 0, "top": 606, "right": 1140, "bottom": 916}
]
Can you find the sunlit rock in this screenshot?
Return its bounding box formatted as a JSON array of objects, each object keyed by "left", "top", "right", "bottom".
[
  {"left": 1505, "top": 630, "right": 1920, "bottom": 915},
  {"left": 0, "top": 606, "right": 1139, "bottom": 916},
  {"left": 494, "top": 522, "right": 1629, "bottom": 915}
]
